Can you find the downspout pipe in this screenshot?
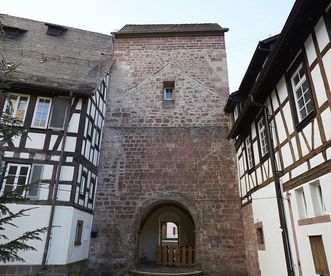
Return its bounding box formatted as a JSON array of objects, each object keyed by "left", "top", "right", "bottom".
[
  {"left": 42, "top": 91, "right": 74, "bottom": 268},
  {"left": 250, "top": 95, "right": 295, "bottom": 276}
]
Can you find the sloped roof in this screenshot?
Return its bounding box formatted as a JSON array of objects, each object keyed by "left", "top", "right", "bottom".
[
  {"left": 1, "top": 14, "right": 113, "bottom": 95},
  {"left": 112, "top": 23, "right": 228, "bottom": 37}
]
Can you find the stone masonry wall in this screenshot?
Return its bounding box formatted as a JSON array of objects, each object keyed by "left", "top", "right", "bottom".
[
  {"left": 89, "top": 33, "right": 246, "bottom": 275},
  {"left": 242, "top": 203, "right": 261, "bottom": 276}
]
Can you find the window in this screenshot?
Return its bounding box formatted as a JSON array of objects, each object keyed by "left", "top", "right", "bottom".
[
  {"left": 310, "top": 181, "right": 326, "bottom": 217},
  {"left": 89, "top": 178, "right": 95, "bottom": 200},
  {"left": 26, "top": 164, "right": 43, "bottom": 199},
  {"left": 31, "top": 96, "right": 69, "bottom": 129},
  {"left": 80, "top": 175, "right": 86, "bottom": 194},
  {"left": 309, "top": 236, "right": 329, "bottom": 275},
  {"left": 74, "top": 220, "right": 84, "bottom": 246},
  {"left": 87, "top": 119, "right": 93, "bottom": 138},
  {"left": 295, "top": 187, "right": 308, "bottom": 219},
  {"left": 45, "top": 23, "right": 67, "bottom": 36},
  {"left": 255, "top": 222, "right": 265, "bottom": 250},
  {"left": 163, "top": 81, "right": 175, "bottom": 101},
  {"left": 257, "top": 117, "right": 268, "bottom": 157},
  {"left": 1, "top": 164, "right": 31, "bottom": 196},
  {"left": 290, "top": 63, "right": 314, "bottom": 122},
  {"left": 245, "top": 136, "right": 254, "bottom": 170},
  {"left": 160, "top": 221, "right": 179, "bottom": 246},
  {"left": 94, "top": 129, "right": 101, "bottom": 149},
  {"left": 3, "top": 94, "right": 29, "bottom": 124},
  {"left": 3, "top": 26, "right": 27, "bottom": 39},
  {"left": 48, "top": 97, "right": 69, "bottom": 129},
  {"left": 32, "top": 97, "right": 52, "bottom": 128}
]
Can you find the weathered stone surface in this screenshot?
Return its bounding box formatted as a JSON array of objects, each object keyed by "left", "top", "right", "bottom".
[{"left": 90, "top": 27, "right": 246, "bottom": 275}]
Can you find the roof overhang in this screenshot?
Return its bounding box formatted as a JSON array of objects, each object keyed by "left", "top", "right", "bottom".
[{"left": 227, "top": 0, "right": 330, "bottom": 139}]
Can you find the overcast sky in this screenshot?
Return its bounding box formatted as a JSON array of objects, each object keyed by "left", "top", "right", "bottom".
[{"left": 1, "top": 0, "right": 295, "bottom": 92}]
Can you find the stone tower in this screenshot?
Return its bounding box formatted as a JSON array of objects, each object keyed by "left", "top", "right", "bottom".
[{"left": 89, "top": 24, "right": 246, "bottom": 275}]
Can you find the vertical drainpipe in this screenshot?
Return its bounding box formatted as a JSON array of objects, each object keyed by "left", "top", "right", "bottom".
[
  {"left": 250, "top": 95, "right": 294, "bottom": 276},
  {"left": 262, "top": 105, "right": 295, "bottom": 276},
  {"left": 42, "top": 91, "right": 73, "bottom": 268}
]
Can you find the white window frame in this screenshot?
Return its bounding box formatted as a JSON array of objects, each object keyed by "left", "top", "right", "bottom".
[
  {"left": 31, "top": 97, "right": 52, "bottom": 128},
  {"left": 245, "top": 136, "right": 254, "bottom": 170},
  {"left": 1, "top": 163, "right": 31, "bottom": 196},
  {"left": 257, "top": 118, "right": 268, "bottom": 157},
  {"left": 26, "top": 164, "right": 44, "bottom": 199},
  {"left": 309, "top": 180, "right": 326, "bottom": 217},
  {"left": 290, "top": 63, "right": 314, "bottom": 122},
  {"left": 2, "top": 93, "right": 30, "bottom": 124},
  {"left": 164, "top": 87, "right": 174, "bottom": 101},
  {"left": 295, "top": 187, "right": 308, "bottom": 219}
]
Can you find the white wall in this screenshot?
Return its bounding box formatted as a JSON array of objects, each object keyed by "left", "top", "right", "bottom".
[
  {"left": 0, "top": 204, "right": 50, "bottom": 265},
  {"left": 0, "top": 204, "right": 93, "bottom": 265},
  {"left": 251, "top": 184, "right": 288, "bottom": 276},
  {"left": 289, "top": 172, "right": 331, "bottom": 276}
]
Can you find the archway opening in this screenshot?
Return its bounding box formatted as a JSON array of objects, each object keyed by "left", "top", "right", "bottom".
[{"left": 138, "top": 203, "right": 195, "bottom": 265}]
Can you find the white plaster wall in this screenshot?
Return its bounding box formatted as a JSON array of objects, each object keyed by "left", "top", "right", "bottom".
[
  {"left": 47, "top": 206, "right": 93, "bottom": 264},
  {"left": 276, "top": 77, "right": 288, "bottom": 104},
  {"left": 323, "top": 48, "right": 331, "bottom": 89},
  {"left": 251, "top": 184, "right": 288, "bottom": 276},
  {"left": 0, "top": 204, "right": 49, "bottom": 265},
  {"left": 64, "top": 136, "right": 77, "bottom": 153},
  {"left": 288, "top": 172, "right": 331, "bottom": 276},
  {"left": 321, "top": 108, "right": 331, "bottom": 141},
  {"left": 314, "top": 17, "right": 329, "bottom": 51},
  {"left": 305, "top": 34, "right": 317, "bottom": 66},
  {"left": 49, "top": 135, "right": 59, "bottom": 150},
  {"left": 0, "top": 204, "right": 93, "bottom": 265},
  {"left": 60, "top": 166, "right": 74, "bottom": 181},
  {"left": 57, "top": 184, "right": 71, "bottom": 201},
  {"left": 66, "top": 209, "right": 93, "bottom": 263},
  {"left": 68, "top": 113, "right": 80, "bottom": 133},
  {"left": 26, "top": 133, "right": 46, "bottom": 149},
  {"left": 311, "top": 66, "right": 327, "bottom": 107}
]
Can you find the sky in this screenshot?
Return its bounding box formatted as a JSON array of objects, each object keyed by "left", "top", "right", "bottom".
[{"left": 1, "top": 0, "right": 295, "bottom": 92}]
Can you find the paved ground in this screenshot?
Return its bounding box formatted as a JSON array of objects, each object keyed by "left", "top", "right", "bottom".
[{"left": 130, "top": 265, "right": 203, "bottom": 275}]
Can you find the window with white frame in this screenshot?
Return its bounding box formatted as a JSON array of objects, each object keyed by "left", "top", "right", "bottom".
[
  {"left": 31, "top": 96, "right": 69, "bottom": 129},
  {"left": 295, "top": 187, "right": 308, "bottom": 219},
  {"left": 290, "top": 63, "right": 314, "bottom": 122},
  {"left": 26, "top": 164, "right": 43, "bottom": 199},
  {"left": 245, "top": 136, "right": 254, "bottom": 170},
  {"left": 3, "top": 94, "right": 29, "bottom": 124},
  {"left": 32, "top": 97, "right": 52, "bottom": 128},
  {"left": 310, "top": 180, "right": 326, "bottom": 217},
  {"left": 1, "top": 163, "right": 31, "bottom": 196},
  {"left": 163, "top": 81, "right": 175, "bottom": 101},
  {"left": 257, "top": 117, "right": 268, "bottom": 157}
]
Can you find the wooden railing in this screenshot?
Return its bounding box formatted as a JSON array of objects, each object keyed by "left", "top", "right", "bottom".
[{"left": 156, "top": 246, "right": 195, "bottom": 266}]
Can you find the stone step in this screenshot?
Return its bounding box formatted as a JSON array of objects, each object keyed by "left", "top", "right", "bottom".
[{"left": 130, "top": 267, "right": 203, "bottom": 276}]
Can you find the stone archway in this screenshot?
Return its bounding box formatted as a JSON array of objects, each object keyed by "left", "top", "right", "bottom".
[{"left": 138, "top": 201, "right": 195, "bottom": 264}]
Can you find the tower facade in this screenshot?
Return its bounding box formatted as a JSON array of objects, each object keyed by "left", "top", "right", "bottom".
[{"left": 89, "top": 24, "right": 246, "bottom": 275}]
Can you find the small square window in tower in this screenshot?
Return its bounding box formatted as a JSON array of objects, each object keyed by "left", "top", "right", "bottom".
[{"left": 163, "top": 81, "right": 175, "bottom": 101}]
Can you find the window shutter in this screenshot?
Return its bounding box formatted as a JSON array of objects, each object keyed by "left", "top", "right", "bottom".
[
  {"left": 27, "top": 165, "right": 43, "bottom": 198},
  {"left": 49, "top": 97, "right": 69, "bottom": 129}
]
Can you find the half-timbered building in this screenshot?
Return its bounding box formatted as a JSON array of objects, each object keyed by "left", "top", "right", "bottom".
[
  {"left": 225, "top": 0, "right": 331, "bottom": 275},
  {"left": 0, "top": 15, "right": 112, "bottom": 274}
]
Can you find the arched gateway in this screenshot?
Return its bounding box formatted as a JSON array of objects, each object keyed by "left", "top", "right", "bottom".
[{"left": 138, "top": 201, "right": 195, "bottom": 265}]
